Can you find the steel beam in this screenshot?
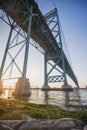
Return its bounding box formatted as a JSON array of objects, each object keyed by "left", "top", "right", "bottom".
[
  {"left": 0, "top": 23, "right": 14, "bottom": 80},
  {"left": 43, "top": 51, "right": 48, "bottom": 87},
  {"left": 22, "top": 6, "right": 33, "bottom": 79}
]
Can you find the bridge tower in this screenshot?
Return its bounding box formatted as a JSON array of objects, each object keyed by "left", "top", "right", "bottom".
[
  {"left": 43, "top": 8, "right": 71, "bottom": 89},
  {"left": 0, "top": 2, "right": 34, "bottom": 96}
]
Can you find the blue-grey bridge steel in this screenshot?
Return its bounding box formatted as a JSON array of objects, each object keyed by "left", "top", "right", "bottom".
[{"left": 0, "top": 0, "right": 78, "bottom": 87}]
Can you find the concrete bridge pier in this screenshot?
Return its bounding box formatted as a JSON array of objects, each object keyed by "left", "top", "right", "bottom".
[
  {"left": 0, "top": 81, "right": 3, "bottom": 93},
  {"left": 14, "top": 77, "right": 31, "bottom": 96},
  {"left": 61, "top": 84, "right": 73, "bottom": 91}
]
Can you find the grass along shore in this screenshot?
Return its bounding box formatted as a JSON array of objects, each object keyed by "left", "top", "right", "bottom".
[{"left": 0, "top": 98, "right": 87, "bottom": 121}]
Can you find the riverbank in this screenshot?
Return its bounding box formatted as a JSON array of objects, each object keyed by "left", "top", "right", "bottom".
[
  {"left": 0, "top": 98, "right": 87, "bottom": 130},
  {"left": 0, "top": 98, "right": 87, "bottom": 121}
]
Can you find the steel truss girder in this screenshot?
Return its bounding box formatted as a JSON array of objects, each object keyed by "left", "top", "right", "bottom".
[
  {"left": 0, "top": 10, "right": 45, "bottom": 55},
  {"left": 48, "top": 75, "right": 64, "bottom": 83},
  {"left": 44, "top": 52, "right": 65, "bottom": 86},
  {"left": 0, "top": 1, "right": 33, "bottom": 82},
  {"left": 0, "top": 8, "right": 45, "bottom": 81},
  {"left": 47, "top": 55, "right": 61, "bottom": 76},
  {"left": 0, "top": 18, "right": 28, "bottom": 80}
]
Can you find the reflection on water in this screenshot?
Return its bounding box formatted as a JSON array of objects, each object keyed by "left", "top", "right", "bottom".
[
  {"left": 0, "top": 89, "right": 87, "bottom": 110},
  {"left": 64, "top": 92, "right": 70, "bottom": 106},
  {"left": 63, "top": 90, "right": 81, "bottom": 109},
  {"left": 0, "top": 89, "right": 14, "bottom": 99},
  {"left": 44, "top": 92, "right": 49, "bottom": 105}
]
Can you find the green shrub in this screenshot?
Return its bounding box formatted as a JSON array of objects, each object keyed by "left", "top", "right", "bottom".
[{"left": 0, "top": 98, "right": 87, "bottom": 121}]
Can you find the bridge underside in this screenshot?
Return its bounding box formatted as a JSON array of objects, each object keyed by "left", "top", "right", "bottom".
[{"left": 0, "top": 0, "right": 78, "bottom": 91}]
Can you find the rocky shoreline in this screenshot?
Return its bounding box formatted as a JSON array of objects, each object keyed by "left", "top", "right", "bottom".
[
  {"left": 0, "top": 99, "right": 87, "bottom": 130},
  {"left": 0, "top": 114, "right": 87, "bottom": 130}
]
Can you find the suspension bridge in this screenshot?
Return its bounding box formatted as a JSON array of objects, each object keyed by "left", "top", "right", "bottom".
[{"left": 0, "top": 0, "right": 79, "bottom": 96}]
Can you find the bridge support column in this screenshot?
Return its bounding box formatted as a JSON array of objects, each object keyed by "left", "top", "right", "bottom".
[
  {"left": 42, "top": 8, "right": 73, "bottom": 90},
  {"left": 56, "top": 9, "right": 68, "bottom": 88},
  {"left": 0, "top": 24, "right": 13, "bottom": 93},
  {"left": 56, "top": 9, "right": 72, "bottom": 89},
  {"left": 0, "top": 81, "right": 3, "bottom": 94},
  {"left": 42, "top": 51, "right": 50, "bottom": 90},
  {"left": 14, "top": 6, "right": 33, "bottom": 96}
]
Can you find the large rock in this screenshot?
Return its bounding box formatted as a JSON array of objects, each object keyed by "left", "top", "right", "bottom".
[
  {"left": 0, "top": 116, "right": 86, "bottom": 130},
  {"left": 50, "top": 118, "right": 85, "bottom": 130},
  {"left": 0, "top": 120, "right": 25, "bottom": 130},
  {"left": 0, "top": 124, "right": 14, "bottom": 130}
]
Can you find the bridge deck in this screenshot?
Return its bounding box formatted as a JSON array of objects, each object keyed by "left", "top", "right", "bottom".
[{"left": 0, "top": 0, "right": 78, "bottom": 86}]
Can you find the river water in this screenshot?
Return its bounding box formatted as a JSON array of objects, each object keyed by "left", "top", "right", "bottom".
[{"left": 0, "top": 89, "right": 87, "bottom": 110}]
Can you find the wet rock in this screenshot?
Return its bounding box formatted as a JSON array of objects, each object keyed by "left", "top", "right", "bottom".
[
  {"left": 51, "top": 119, "right": 75, "bottom": 130},
  {"left": 22, "top": 113, "right": 35, "bottom": 121},
  {"left": 0, "top": 120, "right": 25, "bottom": 129},
  {"left": 73, "top": 119, "right": 85, "bottom": 129},
  {"left": 0, "top": 117, "right": 86, "bottom": 130},
  {"left": 0, "top": 124, "right": 14, "bottom": 130},
  {"left": 18, "top": 120, "right": 49, "bottom": 130}
]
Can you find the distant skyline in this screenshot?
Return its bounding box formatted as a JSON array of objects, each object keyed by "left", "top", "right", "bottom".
[{"left": 0, "top": 0, "right": 87, "bottom": 88}]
